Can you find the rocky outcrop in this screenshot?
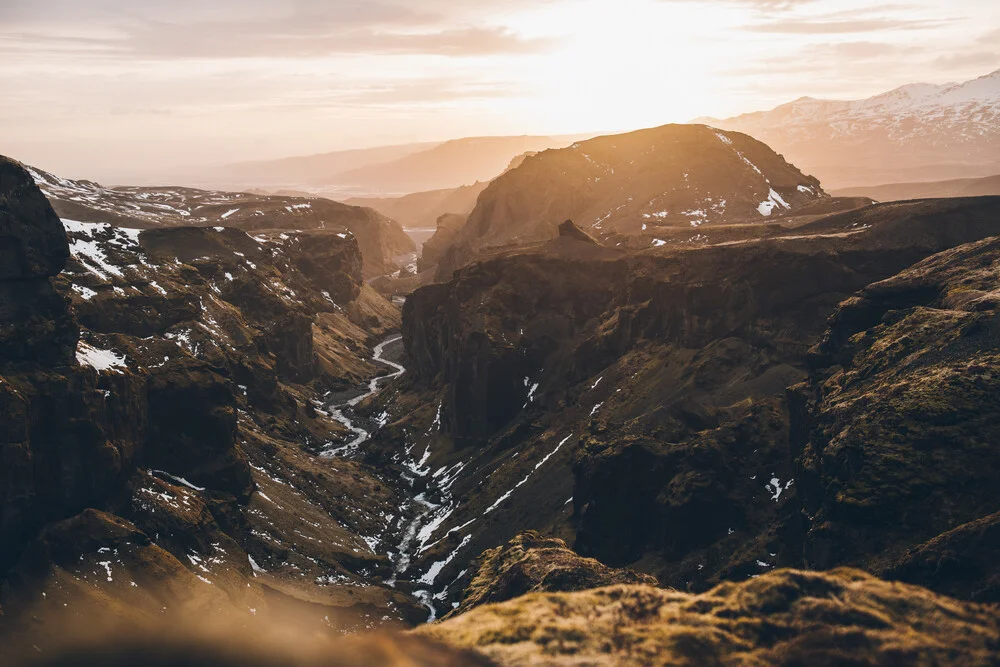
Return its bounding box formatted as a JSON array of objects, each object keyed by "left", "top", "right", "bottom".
[
  {"left": 0, "top": 157, "right": 76, "bottom": 365},
  {"left": 796, "top": 235, "right": 1000, "bottom": 601},
  {"left": 448, "top": 531, "right": 655, "bottom": 617},
  {"left": 434, "top": 124, "right": 827, "bottom": 278},
  {"left": 557, "top": 220, "right": 598, "bottom": 245},
  {"left": 0, "top": 159, "right": 69, "bottom": 281},
  {"left": 403, "top": 240, "right": 627, "bottom": 446},
  {"left": 0, "top": 157, "right": 147, "bottom": 573},
  {"left": 420, "top": 568, "right": 1000, "bottom": 666},
  {"left": 418, "top": 213, "right": 467, "bottom": 273},
  {"left": 144, "top": 357, "right": 251, "bottom": 500}
]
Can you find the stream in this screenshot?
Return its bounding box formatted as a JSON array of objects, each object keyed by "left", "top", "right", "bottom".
[
  {"left": 319, "top": 335, "right": 405, "bottom": 458},
  {"left": 317, "top": 333, "right": 447, "bottom": 621}
]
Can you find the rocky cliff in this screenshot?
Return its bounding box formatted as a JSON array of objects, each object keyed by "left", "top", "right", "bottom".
[{"left": 27, "top": 166, "right": 414, "bottom": 278}]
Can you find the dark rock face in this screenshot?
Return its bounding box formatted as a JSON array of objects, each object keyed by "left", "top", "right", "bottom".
[
  {"left": 0, "top": 158, "right": 69, "bottom": 281},
  {"left": 796, "top": 235, "right": 1000, "bottom": 601},
  {"left": 0, "top": 367, "right": 148, "bottom": 571},
  {"left": 449, "top": 531, "right": 656, "bottom": 617},
  {"left": 0, "top": 157, "right": 76, "bottom": 366},
  {"left": 145, "top": 357, "right": 251, "bottom": 500},
  {"left": 404, "top": 244, "right": 627, "bottom": 446},
  {"left": 0, "top": 280, "right": 79, "bottom": 366},
  {"left": 422, "top": 568, "right": 1000, "bottom": 666},
  {"left": 0, "top": 157, "right": 147, "bottom": 572}
]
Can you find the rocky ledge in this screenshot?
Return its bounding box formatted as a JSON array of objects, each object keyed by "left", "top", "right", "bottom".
[{"left": 421, "top": 567, "right": 1000, "bottom": 666}]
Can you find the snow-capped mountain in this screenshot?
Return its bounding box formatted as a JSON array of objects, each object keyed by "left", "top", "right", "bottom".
[{"left": 701, "top": 68, "right": 1000, "bottom": 188}]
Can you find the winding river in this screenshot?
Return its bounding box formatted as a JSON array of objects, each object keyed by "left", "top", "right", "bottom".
[{"left": 319, "top": 334, "right": 405, "bottom": 458}]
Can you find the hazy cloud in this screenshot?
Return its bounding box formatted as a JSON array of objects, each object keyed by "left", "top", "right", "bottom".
[
  {"left": 658, "top": 0, "right": 817, "bottom": 9},
  {"left": 746, "top": 17, "right": 950, "bottom": 33},
  {"left": 115, "top": 23, "right": 556, "bottom": 59},
  {"left": 932, "top": 51, "right": 1000, "bottom": 70},
  {"left": 977, "top": 27, "right": 1000, "bottom": 45},
  {"left": 0, "top": 0, "right": 557, "bottom": 59}
]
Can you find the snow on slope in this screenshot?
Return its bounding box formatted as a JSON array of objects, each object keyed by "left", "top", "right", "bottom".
[{"left": 701, "top": 69, "right": 1000, "bottom": 186}]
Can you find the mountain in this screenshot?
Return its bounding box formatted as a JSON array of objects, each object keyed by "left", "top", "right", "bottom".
[
  {"left": 347, "top": 150, "right": 540, "bottom": 250},
  {"left": 330, "top": 135, "right": 581, "bottom": 194},
  {"left": 210, "top": 142, "right": 440, "bottom": 188},
  {"left": 833, "top": 173, "right": 1000, "bottom": 201},
  {"left": 432, "top": 123, "right": 829, "bottom": 278},
  {"left": 701, "top": 69, "right": 1000, "bottom": 188},
  {"left": 347, "top": 182, "right": 488, "bottom": 236},
  {"left": 26, "top": 165, "right": 415, "bottom": 278}
]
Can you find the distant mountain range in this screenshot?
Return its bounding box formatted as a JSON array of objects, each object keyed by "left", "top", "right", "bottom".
[
  {"left": 214, "top": 142, "right": 439, "bottom": 188},
  {"left": 700, "top": 68, "right": 1000, "bottom": 188},
  {"left": 210, "top": 135, "right": 588, "bottom": 196},
  {"left": 832, "top": 174, "right": 1000, "bottom": 202}
]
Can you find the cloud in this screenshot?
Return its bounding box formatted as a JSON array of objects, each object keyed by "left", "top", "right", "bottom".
[
  {"left": 0, "top": 0, "right": 557, "bottom": 59},
  {"left": 977, "top": 28, "right": 1000, "bottom": 46},
  {"left": 745, "top": 17, "right": 950, "bottom": 33},
  {"left": 807, "top": 41, "right": 904, "bottom": 58},
  {"left": 325, "top": 79, "right": 531, "bottom": 106},
  {"left": 658, "top": 0, "right": 816, "bottom": 9},
  {"left": 118, "top": 23, "right": 557, "bottom": 59},
  {"left": 932, "top": 51, "right": 1000, "bottom": 71}
]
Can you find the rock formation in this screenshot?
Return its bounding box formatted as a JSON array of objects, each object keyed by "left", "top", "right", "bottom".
[
  {"left": 421, "top": 568, "right": 1000, "bottom": 666},
  {"left": 448, "top": 531, "right": 656, "bottom": 617}
]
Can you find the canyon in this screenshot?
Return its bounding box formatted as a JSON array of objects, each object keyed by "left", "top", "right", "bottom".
[{"left": 4, "top": 114, "right": 1000, "bottom": 666}]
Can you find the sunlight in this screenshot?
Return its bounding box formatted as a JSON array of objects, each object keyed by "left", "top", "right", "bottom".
[{"left": 500, "top": 0, "right": 751, "bottom": 131}]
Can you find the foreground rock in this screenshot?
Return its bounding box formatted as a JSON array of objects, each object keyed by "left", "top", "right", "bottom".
[
  {"left": 448, "top": 531, "right": 655, "bottom": 618},
  {"left": 421, "top": 568, "right": 1000, "bottom": 666}
]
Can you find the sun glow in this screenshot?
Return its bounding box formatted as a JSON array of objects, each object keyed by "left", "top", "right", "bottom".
[{"left": 497, "top": 0, "right": 752, "bottom": 133}]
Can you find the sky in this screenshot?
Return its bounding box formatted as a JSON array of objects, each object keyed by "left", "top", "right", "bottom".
[{"left": 1, "top": 0, "right": 998, "bottom": 181}]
